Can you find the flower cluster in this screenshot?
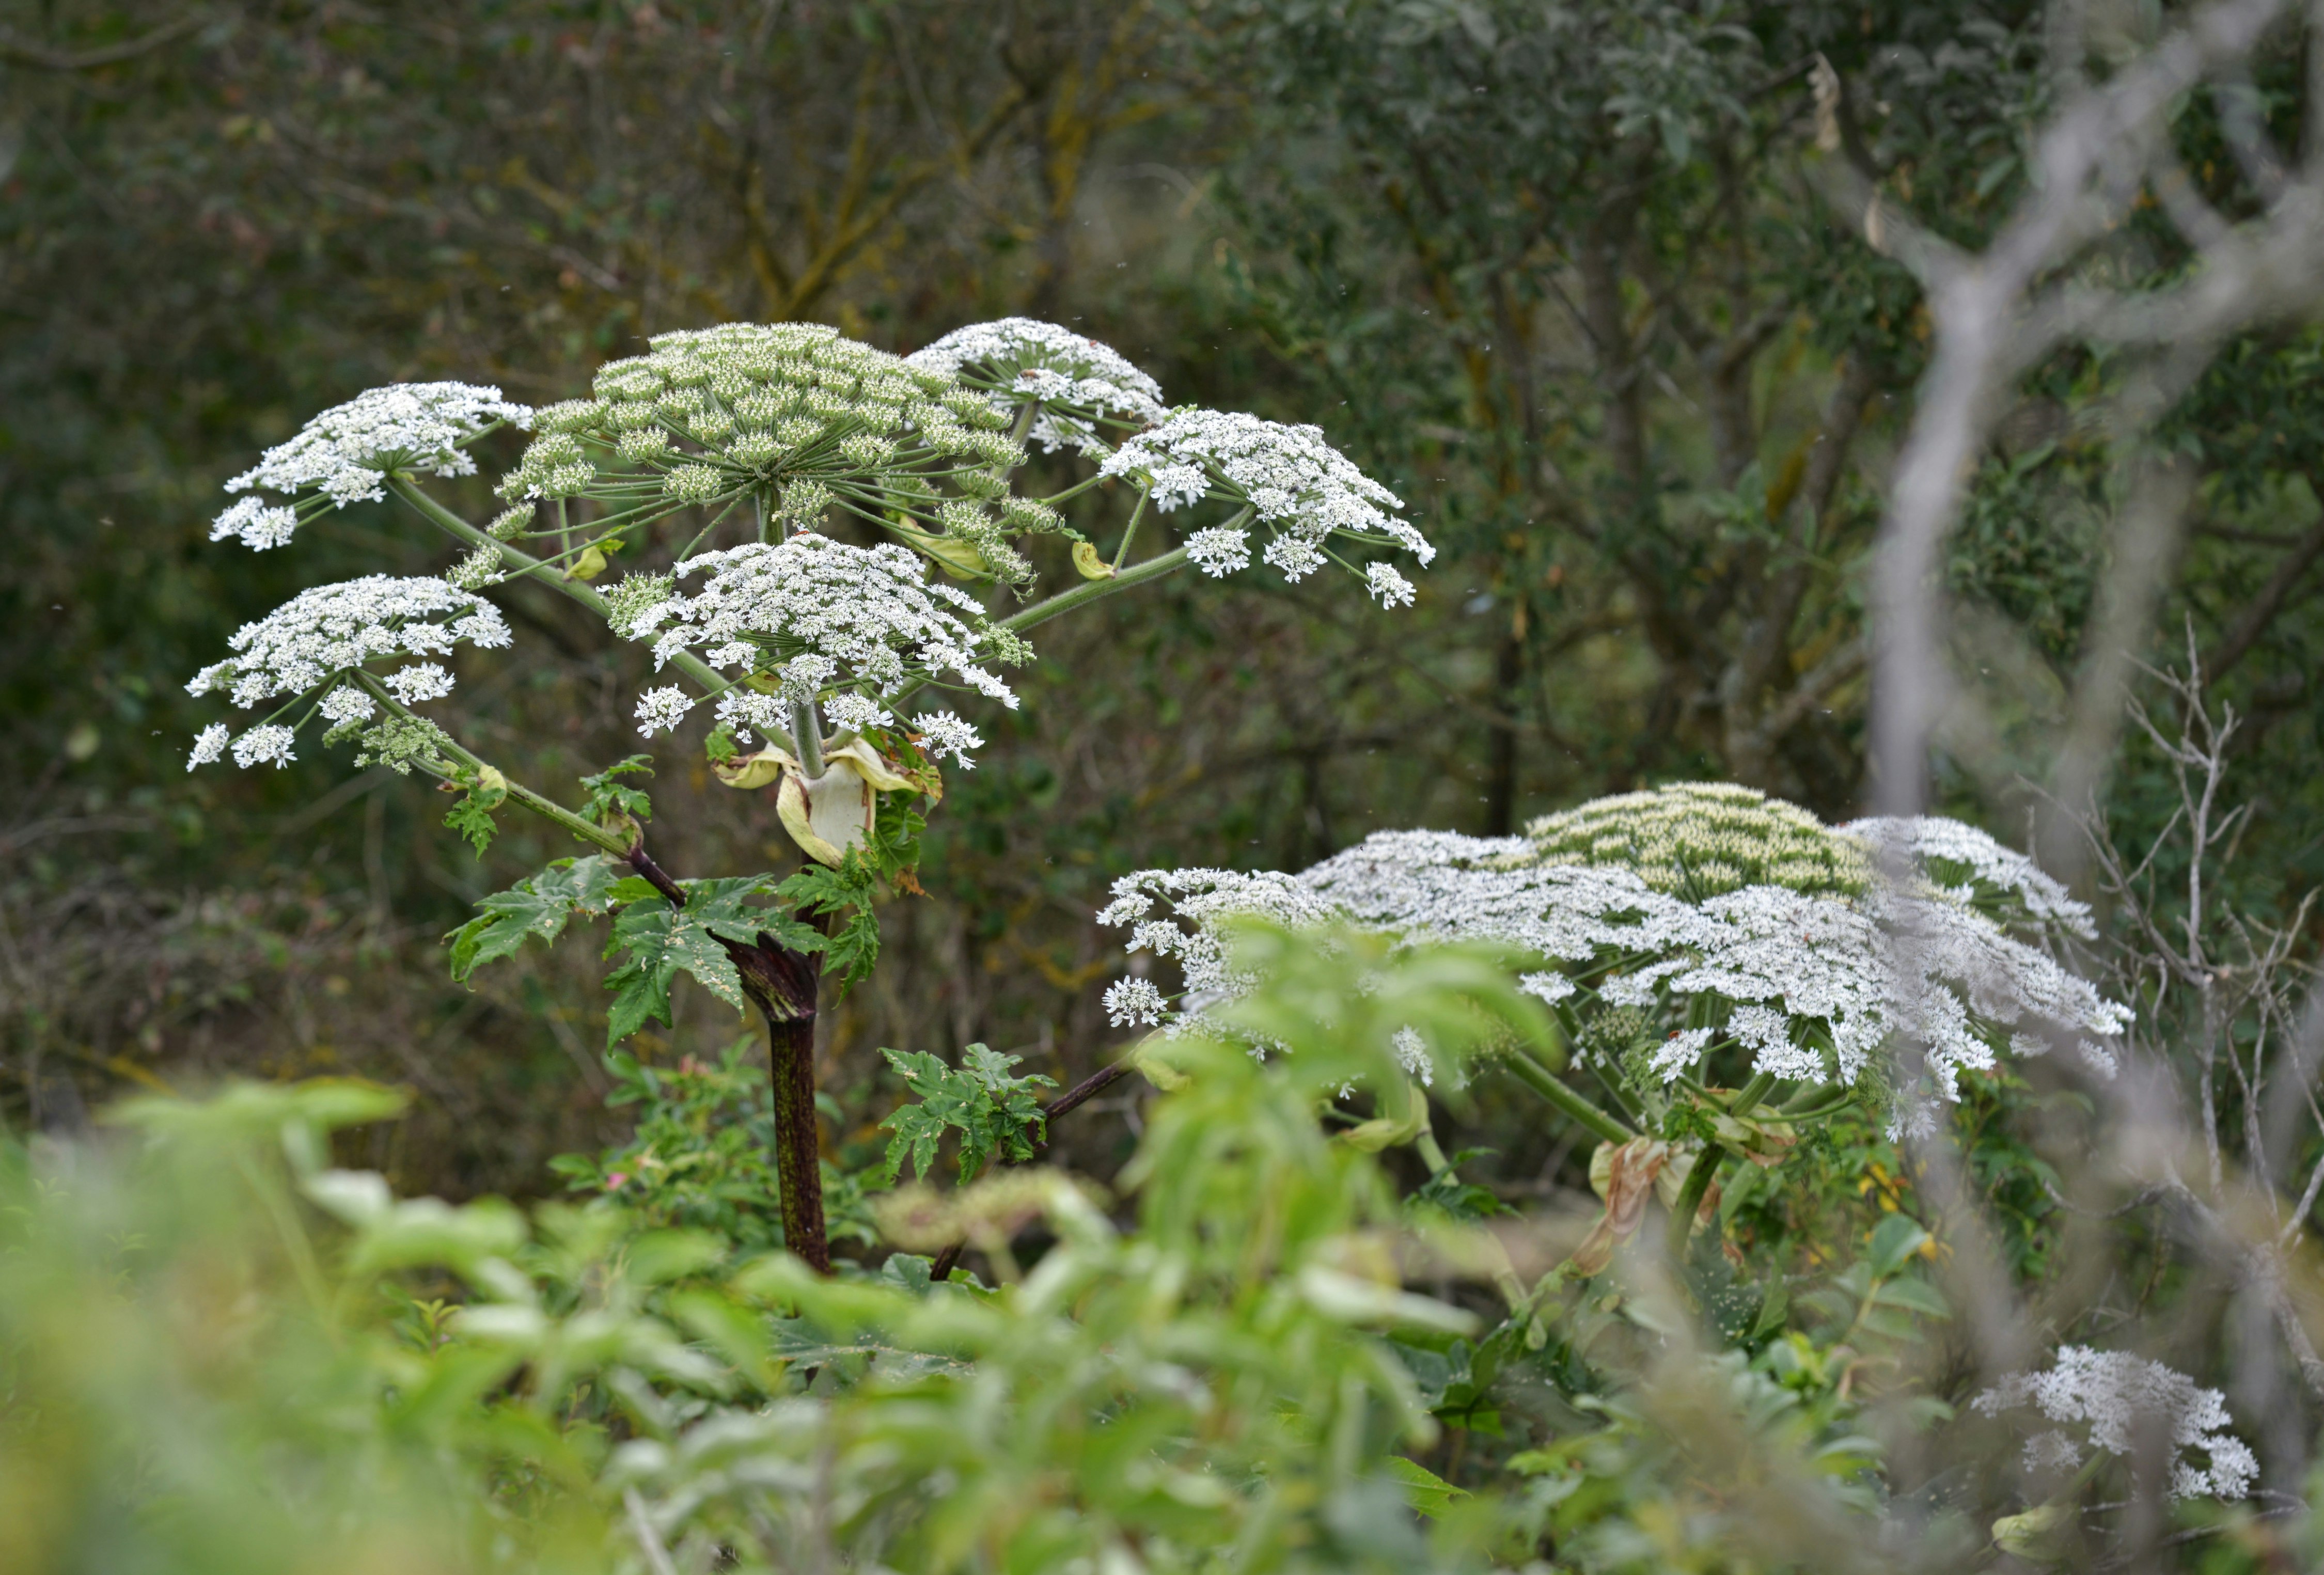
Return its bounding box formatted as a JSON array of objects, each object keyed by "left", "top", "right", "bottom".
[
  {"left": 1099, "top": 785, "right": 2130, "bottom": 1136},
  {"left": 1098, "top": 408, "right": 1433, "bottom": 593},
  {"left": 499, "top": 323, "right": 1062, "bottom": 587},
  {"left": 214, "top": 384, "right": 532, "bottom": 547},
  {"left": 623, "top": 534, "right": 1018, "bottom": 759},
  {"left": 1526, "top": 780, "right": 1870, "bottom": 900},
  {"left": 185, "top": 575, "right": 510, "bottom": 770},
  {"left": 187, "top": 575, "right": 510, "bottom": 712},
  {"left": 1845, "top": 814, "right": 2096, "bottom": 938},
  {"left": 1097, "top": 869, "right": 1338, "bottom": 1012},
  {"left": 1974, "top": 1347, "right": 2257, "bottom": 1501},
  {"left": 905, "top": 317, "right": 1167, "bottom": 455}
]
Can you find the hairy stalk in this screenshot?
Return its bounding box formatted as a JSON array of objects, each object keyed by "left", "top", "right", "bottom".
[
  {"left": 1665, "top": 1071, "right": 1778, "bottom": 1261},
  {"left": 887, "top": 545, "right": 1195, "bottom": 713},
  {"left": 387, "top": 477, "right": 725, "bottom": 693},
  {"left": 627, "top": 836, "right": 832, "bottom": 1272},
  {"left": 790, "top": 699, "right": 826, "bottom": 778},
  {"left": 1500, "top": 1046, "right": 1635, "bottom": 1145}
]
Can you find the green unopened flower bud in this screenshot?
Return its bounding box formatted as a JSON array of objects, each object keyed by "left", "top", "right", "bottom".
[
  {"left": 727, "top": 431, "right": 779, "bottom": 468},
  {"left": 536, "top": 399, "right": 607, "bottom": 433},
  {"left": 616, "top": 427, "right": 671, "bottom": 462},
  {"left": 664, "top": 463, "right": 727, "bottom": 503}
]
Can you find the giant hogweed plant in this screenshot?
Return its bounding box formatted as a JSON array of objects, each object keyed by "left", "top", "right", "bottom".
[
  {"left": 1099, "top": 782, "right": 2134, "bottom": 1263},
  {"left": 183, "top": 317, "right": 1433, "bottom": 1270}
]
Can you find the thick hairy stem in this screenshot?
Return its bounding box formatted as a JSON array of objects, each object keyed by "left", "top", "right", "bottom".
[
  {"left": 1665, "top": 1072, "right": 1774, "bottom": 1261},
  {"left": 1500, "top": 1046, "right": 1635, "bottom": 1145},
  {"left": 627, "top": 837, "right": 831, "bottom": 1272},
  {"left": 790, "top": 698, "right": 826, "bottom": 779},
  {"left": 763, "top": 1007, "right": 829, "bottom": 1273}
]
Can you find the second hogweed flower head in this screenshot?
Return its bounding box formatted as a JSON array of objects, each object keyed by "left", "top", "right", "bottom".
[{"left": 1099, "top": 783, "right": 2129, "bottom": 1140}]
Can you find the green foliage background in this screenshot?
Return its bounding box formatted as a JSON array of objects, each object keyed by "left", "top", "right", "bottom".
[{"left": 5, "top": 0, "right": 2322, "bottom": 1250}]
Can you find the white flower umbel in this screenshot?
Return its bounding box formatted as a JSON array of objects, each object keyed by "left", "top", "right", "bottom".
[
  {"left": 1099, "top": 786, "right": 2130, "bottom": 1132},
  {"left": 635, "top": 686, "right": 696, "bottom": 738},
  {"left": 633, "top": 533, "right": 1019, "bottom": 722},
  {"left": 186, "top": 576, "right": 513, "bottom": 716},
  {"left": 823, "top": 693, "right": 893, "bottom": 736},
  {"left": 1365, "top": 562, "right": 1417, "bottom": 608},
  {"left": 1974, "top": 1347, "right": 2258, "bottom": 1501},
  {"left": 186, "top": 723, "right": 229, "bottom": 771},
  {"left": 1184, "top": 526, "right": 1252, "bottom": 577},
  {"left": 1098, "top": 408, "right": 1433, "bottom": 594},
  {"left": 519, "top": 322, "right": 1062, "bottom": 588},
  {"left": 905, "top": 318, "right": 1167, "bottom": 454},
  {"left": 914, "top": 711, "right": 983, "bottom": 768},
  {"left": 230, "top": 724, "right": 298, "bottom": 770},
  {"left": 215, "top": 383, "right": 531, "bottom": 545},
  {"left": 383, "top": 663, "right": 456, "bottom": 706},
  {"left": 1104, "top": 977, "right": 1168, "bottom": 1028}
]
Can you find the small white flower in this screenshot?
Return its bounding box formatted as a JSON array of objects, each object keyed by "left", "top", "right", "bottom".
[
  {"left": 446, "top": 542, "right": 505, "bottom": 590},
  {"left": 1646, "top": 1027, "right": 1715, "bottom": 1083},
  {"left": 711, "top": 688, "right": 789, "bottom": 745},
  {"left": 383, "top": 663, "right": 455, "bottom": 705},
  {"left": 1104, "top": 977, "right": 1168, "bottom": 1028},
  {"left": 1517, "top": 971, "right": 1576, "bottom": 1003},
  {"left": 1263, "top": 536, "right": 1326, "bottom": 581},
  {"left": 1141, "top": 463, "right": 1211, "bottom": 511},
  {"left": 1975, "top": 1346, "right": 2257, "bottom": 1501},
  {"left": 231, "top": 724, "right": 298, "bottom": 769},
  {"left": 1184, "top": 526, "right": 1251, "bottom": 577},
  {"left": 1390, "top": 1025, "right": 1433, "bottom": 1085},
  {"left": 318, "top": 686, "right": 376, "bottom": 726},
  {"left": 209, "top": 495, "right": 301, "bottom": 550},
  {"left": 635, "top": 685, "right": 695, "bottom": 737},
  {"left": 915, "top": 710, "right": 983, "bottom": 767},
  {"left": 187, "top": 723, "right": 229, "bottom": 770},
  {"left": 1364, "top": 562, "right": 1416, "bottom": 608},
  {"left": 823, "top": 693, "right": 893, "bottom": 735},
  {"left": 778, "top": 652, "right": 840, "bottom": 701}
]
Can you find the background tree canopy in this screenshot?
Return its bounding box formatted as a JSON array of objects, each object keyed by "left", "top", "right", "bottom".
[{"left": 6, "top": 0, "right": 2323, "bottom": 1212}]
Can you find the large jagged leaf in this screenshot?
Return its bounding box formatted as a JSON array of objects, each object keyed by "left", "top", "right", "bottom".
[
  {"left": 600, "top": 876, "right": 823, "bottom": 1048},
  {"left": 445, "top": 856, "right": 622, "bottom": 981},
  {"left": 875, "top": 1044, "right": 1056, "bottom": 1186}
]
